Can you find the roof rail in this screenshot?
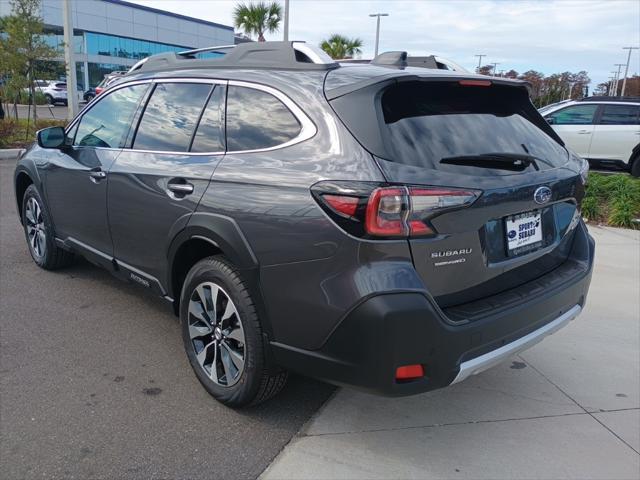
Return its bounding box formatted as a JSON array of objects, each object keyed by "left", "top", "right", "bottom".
[
  {"left": 178, "top": 45, "right": 236, "bottom": 57},
  {"left": 578, "top": 96, "right": 640, "bottom": 103},
  {"left": 126, "top": 41, "right": 339, "bottom": 74}
]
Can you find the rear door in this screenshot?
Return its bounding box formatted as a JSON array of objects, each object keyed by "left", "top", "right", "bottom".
[
  {"left": 544, "top": 104, "right": 598, "bottom": 158},
  {"left": 588, "top": 104, "right": 640, "bottom": 162},
  {"left": 107, "top": 80, "right": 226, "bottom": 293}
]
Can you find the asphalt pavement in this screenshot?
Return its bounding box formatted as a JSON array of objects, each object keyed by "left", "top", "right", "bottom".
[{"left": 0, "top": 157, "right": 334, "bottom": 479}]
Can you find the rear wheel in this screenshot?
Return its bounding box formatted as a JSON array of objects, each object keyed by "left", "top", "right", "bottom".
[
  {"left": 630, "top": 153, "right": 640, "bottom": 177},
  {"left": 21, "top": 185, "right": 73, "bottom": 269},
  {"left": 180, "top": 256, "right": 287, "bottom": 407}
]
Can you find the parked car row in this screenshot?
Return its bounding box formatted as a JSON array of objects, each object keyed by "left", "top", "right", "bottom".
[{"left": 540, "top": 96, "right": 640, "bottom": 176}]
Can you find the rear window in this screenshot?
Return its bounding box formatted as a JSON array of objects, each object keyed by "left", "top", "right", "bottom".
[
  {"left": 379, "top": 81, "right": 567, "bottom": 171},
  {"left": 599, "top": 104, "right": 640, "bottom": 125}
]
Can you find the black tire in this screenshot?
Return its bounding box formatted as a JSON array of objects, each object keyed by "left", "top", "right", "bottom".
[
  {"left": 21, "top": 185, "right": 74, "bottom": 270},
  {"left": 630, "top": 153, "right": 640, "bottom": 178},
  {"left": 85, "top": 94, "right": 94, "bottom": 102},
  {"left": 180, "top": 256, "right": 287, "bottom": 407},
  {"left": 45, "top": 94, "right": 54, "bottom": 105}
]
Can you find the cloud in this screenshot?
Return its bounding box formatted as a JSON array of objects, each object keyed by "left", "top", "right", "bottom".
[{"left": 129, "top": 0, "right": 639, "bottom": 85}]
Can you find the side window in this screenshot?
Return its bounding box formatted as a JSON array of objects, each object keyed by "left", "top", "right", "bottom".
[
  {"left": 74, "top": 84, "right": 148, "bottom": 148},
  {"left": 191, "top": 85, "right": 226, "bottom": 153},
  {"left": 133, "top": 82, "right": 211, "bottom": 152},
  {"left": 547, "top": 105, "right": 597, "bottom": 125},
  {"left": 226, "top": 86, "right": 301, "bottom": 151},
  {"left": 599, "top": 105, "right": 640, "bottom": 125}
]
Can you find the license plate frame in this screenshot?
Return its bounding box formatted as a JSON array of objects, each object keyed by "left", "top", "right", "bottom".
[{"left": 504, "top": 210, "right": 543, "bottom": 257}]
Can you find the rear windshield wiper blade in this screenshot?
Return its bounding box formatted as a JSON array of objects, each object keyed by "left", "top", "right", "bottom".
[{"left": 440, "top": 153, "right": 550, "bottom": 171}]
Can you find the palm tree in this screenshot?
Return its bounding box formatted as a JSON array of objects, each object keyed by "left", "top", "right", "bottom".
[
  {"left": 320, "top": 34, "right": 363, "bottom": 60},
  {"left": 233, "top": 2, "right": 282, "bottom": 42}
]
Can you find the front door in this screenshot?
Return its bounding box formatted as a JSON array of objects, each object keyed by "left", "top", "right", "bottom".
[
  {"left": 44, "top": 83, "right": 149, "bottom": 265},
  {"left": 107, "top": 81, "right": 227, "bottom": 294},
  {"left": 545, "top": 104, "right": 598, "bottom": 158}
]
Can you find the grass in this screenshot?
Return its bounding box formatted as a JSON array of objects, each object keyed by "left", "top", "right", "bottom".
[
  {"left": 582, "top": 172, "right": 640, "bottom": 229},
  {"left": 0, "top": 118, "right": 67, "bottom": 149}
]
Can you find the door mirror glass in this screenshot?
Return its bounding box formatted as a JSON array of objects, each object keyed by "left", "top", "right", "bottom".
[{"left": 37, "top": 126, "right": 65, "bottom": 149}]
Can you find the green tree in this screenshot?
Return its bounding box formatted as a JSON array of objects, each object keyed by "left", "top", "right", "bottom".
[
  {"left": 233, "top": 1, "right": 282, "bottom": 42},
  {"left": 0, "top": 0, "right": 58, "bottom": 121},
  {"left": 319, "top": 34, "right": 363, "bottom": 59}
]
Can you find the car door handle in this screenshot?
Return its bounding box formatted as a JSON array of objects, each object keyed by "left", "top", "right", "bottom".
[
  {"left": 88, "top": 169, "right": 107, "bottom": 182},
  {"left": 577, "top": 130, "right": 591, "bottom": 134},
  {"left": 167, "top": 181, "right": 194, "bottom": 195}
]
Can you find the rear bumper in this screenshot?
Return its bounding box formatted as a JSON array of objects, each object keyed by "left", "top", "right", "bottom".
[{"left": 271, "top": 222, "right": 594, "bottom": 396}]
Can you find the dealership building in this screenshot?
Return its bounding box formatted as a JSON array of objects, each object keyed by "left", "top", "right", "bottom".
[{"left": 0, "top": 0, "right": 235, "bottom": 89}]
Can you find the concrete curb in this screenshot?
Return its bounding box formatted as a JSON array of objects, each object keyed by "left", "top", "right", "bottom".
[{"left": 0, "top": 149, "right": 24, "bottom": 160}]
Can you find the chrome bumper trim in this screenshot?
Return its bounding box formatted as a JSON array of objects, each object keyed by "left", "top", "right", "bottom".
[{"left": 451, "top": 304, "right": 582, "bottom": 384}]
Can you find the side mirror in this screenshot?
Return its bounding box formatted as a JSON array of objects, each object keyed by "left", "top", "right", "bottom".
[
  {"left": 37, "top": 126, "right": 66, "bottom": 149},
  {"left": 545, "top": 117, "right": 555, "bottom": 125}
]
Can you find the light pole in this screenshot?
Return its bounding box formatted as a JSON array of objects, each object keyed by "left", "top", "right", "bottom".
[
  {"left": 474, "top": 54, "right": 486, "bottom": 73},
  {"left": 369, "top": 13, "right": 388, "bottom": 57},
  {"left": 610, "top": 71, "right": 618, "bottom": 96},
  {"left": 283, "top": 0, "right": 289, "bottom": 42},
  {"left": 621, "top": 46, "right": 639, "bottom": 96},
  {"left": 608, "top": 76, "right": 616, "bottom": 96},
  {"left": 613, "top": 63, "right": 625, "bottom": 96},
  {"left": 62, "top": 0, "right": 78, "bottom": 117},
  {"left": 492, "top": 62, "right": 500, "bottom": 76}
]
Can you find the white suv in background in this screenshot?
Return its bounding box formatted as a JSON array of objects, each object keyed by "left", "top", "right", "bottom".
[{"left": 541, "top": 97, "right": 640, "bottom": 176}]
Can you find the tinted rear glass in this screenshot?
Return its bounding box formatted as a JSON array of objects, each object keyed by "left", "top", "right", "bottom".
[
  {"left": 380, "top": 81, "right": 567, "bottom": 171},
  {"left": 599, "top": 104, "right": 640, "bottom": 125}
]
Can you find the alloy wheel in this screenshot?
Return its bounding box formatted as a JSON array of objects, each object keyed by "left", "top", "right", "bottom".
[
  {"left": 25, "top": 197, "right": 46, "bottom": 259},
  {"left": 188, "top": 282, "right": 246, "bottom": 387}
]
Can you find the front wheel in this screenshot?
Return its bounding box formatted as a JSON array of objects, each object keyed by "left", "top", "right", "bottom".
[
  {"left": 44, "top": 94, "right": 54, "bottom": 105},
  {"left": 180, "top": 256, "right": 287, "bottom": 407},
  {"left": 21, "top": 185, "right": 73, "bottom": 269}
]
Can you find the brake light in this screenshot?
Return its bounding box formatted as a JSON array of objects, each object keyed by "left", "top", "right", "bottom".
[
  {"left": 365, "top": 186, "right": 478, "bottom": 237},
  {"left": 313, "top": 182, "right": 480, "bottom": 239},
  {"left": 323, "top": 194, "right": 359, "bottom": 217},
  {"left": 95, "top": 87, "right": 103, "bottom": 95},
  {"left": 365, "top": 187, "right": 407, "bottom": 236},
  {"left": 459, "top": 79, "right": 492, "bottom": 87}
]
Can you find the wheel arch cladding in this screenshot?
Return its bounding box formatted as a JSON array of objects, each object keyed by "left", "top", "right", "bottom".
[
  {"left": 15, "top": 171, "right": 34, "bottom": 223},
  {"left": 167, "top": 213, "right": 260, "bottom": 315}
]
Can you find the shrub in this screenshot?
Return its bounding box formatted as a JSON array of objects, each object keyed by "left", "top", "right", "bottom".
[{"left": 583, "top": 173, "right": 640, "bottom": 229}]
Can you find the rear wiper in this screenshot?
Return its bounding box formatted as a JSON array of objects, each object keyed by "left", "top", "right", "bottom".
[{"left": 440, "top": 153, "right": 551, "bottom": 171}]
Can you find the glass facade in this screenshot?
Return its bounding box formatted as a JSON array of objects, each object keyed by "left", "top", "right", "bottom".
[
  {"left": 40, "top": 30, "right": 225, "bottom": 88},
  {"left": 85, "top": 32, "right": 189, "bottom": 60}
]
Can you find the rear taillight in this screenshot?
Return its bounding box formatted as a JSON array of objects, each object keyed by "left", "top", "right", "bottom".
[
  {"left": 95, "top": 87, "right": 103, "bottom": 95},
  {"left": 314, "top": 182, "right": 480, "bottom": 239}
]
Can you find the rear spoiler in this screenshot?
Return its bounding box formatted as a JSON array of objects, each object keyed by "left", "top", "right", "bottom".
[{"left": 325, "top": 72, "right": 532, "bottom": 101}]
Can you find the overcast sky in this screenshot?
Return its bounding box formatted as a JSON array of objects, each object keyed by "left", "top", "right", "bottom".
[{"left": 129, "top": 0, "right": 639, "bottom": 87}]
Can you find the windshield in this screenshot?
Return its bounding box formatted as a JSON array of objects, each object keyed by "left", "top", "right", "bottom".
[{"left": 379, "top": 81, "right": 568, "bottom": 172}]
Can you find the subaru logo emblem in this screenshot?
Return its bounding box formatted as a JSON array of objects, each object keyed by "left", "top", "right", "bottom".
[{"left": 534, "top": 186, "right": 552, "bottom": 205}]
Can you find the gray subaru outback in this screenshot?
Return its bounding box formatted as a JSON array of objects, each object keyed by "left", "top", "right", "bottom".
[{"left": 14, "top": 42, "right": 594, "bottom": 407}]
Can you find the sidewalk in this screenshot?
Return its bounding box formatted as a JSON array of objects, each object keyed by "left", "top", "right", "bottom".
[{"left": 262, "top": 226, "right": 640, "bottom": 480}]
